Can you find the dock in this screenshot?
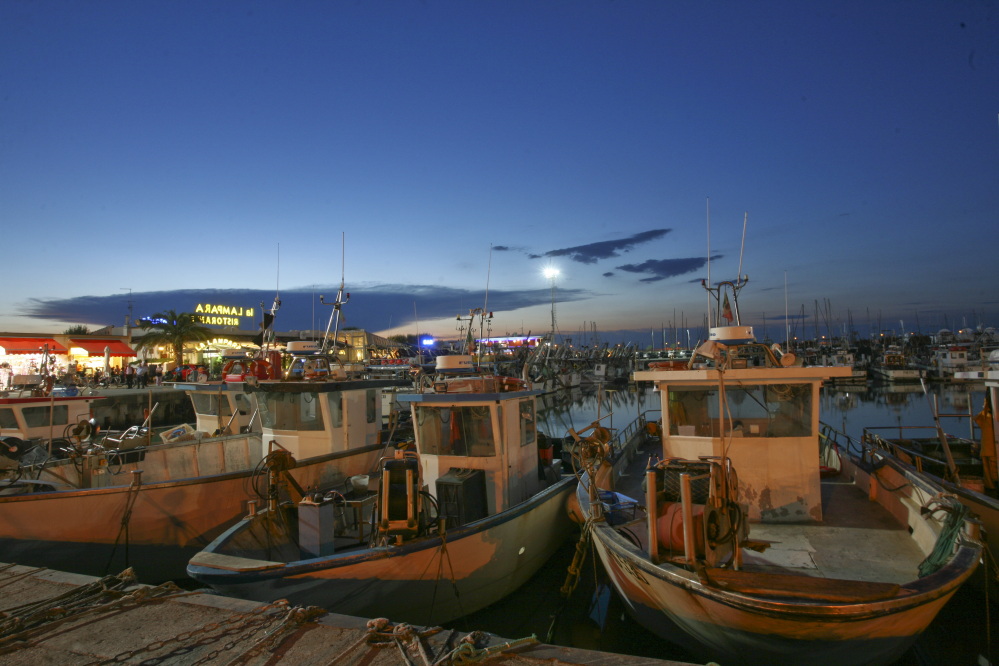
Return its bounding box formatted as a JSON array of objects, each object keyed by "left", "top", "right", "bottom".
[{"left": 0, "top": 563, "right": 701, "bottom": 666}]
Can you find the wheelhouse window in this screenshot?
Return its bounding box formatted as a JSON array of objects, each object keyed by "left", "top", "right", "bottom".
[
  {"left": 326, "top": 392, "right": 343, "bottom": 429},
  {"left": 191, "top": 394, "right": 233, "bottom": 418},
  {"left": 519, "top": 400, "right": 536, "bottom": 447},
  {"left": 233, "top": 393, "right": 252, "bottom": 415},
  {"left": 285, "top": 357, "right": 330, "bottom": 381},
  {"left": 258, "top": 391, "right": 325, "bottom": 431},
  {"left": 22, "top": 405, "right": 68, "bottom": 428},
  {"left": 0, "top": 408, "right": 19, "bottom": 429},
  {"left": 416, "top": 405, "right": 496, "bottom": 457},
  {"left": 366, "top": 390, "right": 377, "bottom": 424},
  {"left": 668, "top": 383, "right": 812, "bottom": 438}
]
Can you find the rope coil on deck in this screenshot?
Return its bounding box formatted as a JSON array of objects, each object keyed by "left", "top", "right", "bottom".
[{"left": 918, "top": 495, "right": 971, "bottom": 578}]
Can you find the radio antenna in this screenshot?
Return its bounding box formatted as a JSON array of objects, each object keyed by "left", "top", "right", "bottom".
[
  {"left": 738, "top": 212, "right": 747, "bottom": 283},
  {"left": 484, "top": 243, "right": 493, "bottom": 314},
  {"left": 706, "top": 198, "right": 711, "bottom": 329}
]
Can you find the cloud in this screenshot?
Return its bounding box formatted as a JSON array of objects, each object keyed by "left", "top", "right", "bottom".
[
  {"left": 539, "top": 229, "right": 671, "bottom": 265},
  {"left": 617, "top": 254, "right": 722, "bottom": 283},
  {"left": 493, "top": 245, "right": 511, "bottom": 251},
  {"left": 20, "top": 284, "right": 592, "bottom": 331},
  {"left": 602, "top": 272, "right": 614, "bottom": 277}
]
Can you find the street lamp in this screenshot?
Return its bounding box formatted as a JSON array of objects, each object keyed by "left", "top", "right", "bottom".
[{"left": 543, "top": 267, "right": 559, "bottom": 348}]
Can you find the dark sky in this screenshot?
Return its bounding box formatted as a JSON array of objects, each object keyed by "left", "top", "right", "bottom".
[{"left": 2, "top": 2, "right": 996, "bottom": 341}]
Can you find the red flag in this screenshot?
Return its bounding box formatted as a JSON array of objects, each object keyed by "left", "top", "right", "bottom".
[{"left": 722, "top": 293, "right": 734, "bottom": 322}]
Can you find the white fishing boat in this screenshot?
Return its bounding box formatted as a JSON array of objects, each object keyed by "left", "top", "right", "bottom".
[
  {"left": 186, "top": 352, "right": 575, "bottom": 625},
  {"left": 925, "top": 346, "right": 973, "bottom": 382},
  {"left": 822, "top": 349, "right": 867, "bottom": 384},
  {"left": 576, "top": 277, "right": 981, "bottom": 666}
]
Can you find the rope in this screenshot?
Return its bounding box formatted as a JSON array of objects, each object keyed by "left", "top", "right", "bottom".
[
  {"left": 918, "top": 498, "right": 970, "bottom": 578},
  {"left": 103, "top": 474, "right": 143, "bottom": 574}
]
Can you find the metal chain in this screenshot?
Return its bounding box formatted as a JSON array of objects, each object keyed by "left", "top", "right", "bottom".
[
  {"left": 84, "top": 599, "right": 291, "bottom": 666},
  {"left": 0, "top": 577, "right": 192, "bottom": 654},
  {"left": 220, "top": 604, "right": 326, "bottom": 666}
]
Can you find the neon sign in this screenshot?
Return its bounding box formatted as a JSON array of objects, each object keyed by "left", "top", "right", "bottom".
[
  {"left": 194, "top": 304, "right": 255, "bottom": 327},
  {"left": 196, "top": 338, "right": 241, "bottom": 350}
]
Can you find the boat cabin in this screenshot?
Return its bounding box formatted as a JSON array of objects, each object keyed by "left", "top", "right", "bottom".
[
  {"left": 398, "top": 377, "right": 547, "bottom": 518},
  {"left": 246, "top": 378, "right": 409, "bottom": 460},
  {"left": 934, "top": 347, "right": 969, "bottom": 370},
  {"left": 0, "top": 395, "right": 97, "bottom": 442},
  {"left": 635, "top": 337, "right": 851, "bottom": 523},
  {"left": 176, "top": 383, "right": 259, "bottom": 435}
]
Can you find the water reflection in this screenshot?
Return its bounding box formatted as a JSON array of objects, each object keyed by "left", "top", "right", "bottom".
[
  {"left": 821, "top": 381, "right": 985, "bottom": 442},
  {"left": 535, "top": 385, "right": 659, "bottom": 441}
]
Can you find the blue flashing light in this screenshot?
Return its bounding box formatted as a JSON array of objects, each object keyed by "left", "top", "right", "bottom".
[{"left": 421, "top": 338, "right": 435, "bottom": 346}]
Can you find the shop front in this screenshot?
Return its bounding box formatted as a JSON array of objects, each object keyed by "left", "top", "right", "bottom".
[
  {"left": 0, "top": 338, "right": 68, "bottom": 387},
  {"left": 67, "top": 338, "right": 136, "bottom": 372}
]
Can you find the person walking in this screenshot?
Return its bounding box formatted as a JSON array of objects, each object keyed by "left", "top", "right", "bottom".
[
  {"left": 125, "top": 364, "right": 134, "bottom": 389},
  {"left": 155, "top": 365, "right": 163, "bottom": 386},
  {"left": 137, "top": 361, "right": 149, "bottom": 389}
]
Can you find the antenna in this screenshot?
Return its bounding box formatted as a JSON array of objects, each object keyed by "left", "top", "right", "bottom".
[
  {"left": 784, "top": 270, "right": 789, "bottom": 347},
  {"left": 484, "top": 244, "right": 493, "bottom": 314},
  {"left": 414, "top": 302, "right": 421, "bottom": 364},
  {"left": 120, "top": 288, "right": 133, "bottom": 325},
  {"left": 738, "top": 212, "right": 747, "bottom": 282},
  {"left": 706, "top": 197, "right": 711, "bottom": 329},
  {"left": 319, "top": 233, "right": 349, "bottom": 356}
]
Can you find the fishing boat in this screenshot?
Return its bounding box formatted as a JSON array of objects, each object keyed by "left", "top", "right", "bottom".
[
  {"left": 870, "top": 347, "right": 923, "bottom": 382},
  {"left": 0, "top": 289, "right": 408, "bottom": 581},
  {"left": 576, "top": 276, "right": 981, "bottom": 666},
  {"left": 924, "top": 346, "right": 973, "bottom": 382},
  {"left": 822, "top": 349, "right": 867, "bottom": 384},
  {"left": 186, "top": 353, "right": 576, "bottom": 625}
]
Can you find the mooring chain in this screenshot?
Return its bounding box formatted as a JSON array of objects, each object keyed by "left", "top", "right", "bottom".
[
  {"left": 221, "top": 604, "right": 327, "bottom": 666},
  {"left": 0, "top": 568, "right": 138, "bottom": 634},
  {"left": 83, "top": 599, "right": 292, "bottom": 666},
  {"left": 0, "top": 577, "right": 190, "bottom": 654}
]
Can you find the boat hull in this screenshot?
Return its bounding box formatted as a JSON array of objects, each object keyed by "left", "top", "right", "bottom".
[
  {"left": 590, "top": 526, "right": 967, "bottom": 666},
  {"left": 189, "top": 477, "right": 576, "bottom": 625},
  {"left": 0, "top": 443, "right": 385, "bottom": 581},
  {"left": 870, "top": 367, "right": 923, "bottom": 382}
]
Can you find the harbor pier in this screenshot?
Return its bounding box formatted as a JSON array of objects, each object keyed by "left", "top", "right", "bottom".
[{"left": 0, "top": 563, "right": 701, "bottom": 666}]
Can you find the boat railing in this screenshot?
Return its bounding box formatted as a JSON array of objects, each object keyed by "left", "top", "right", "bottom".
[
  {"left": 606, "top": 409, "right": 661, "bottom": 460},
  {"left": 860, "top": 426, "right": 979, "bottom": 476},
  {"left": 819, "top": 422, "right": 867, "bottom": 460}
]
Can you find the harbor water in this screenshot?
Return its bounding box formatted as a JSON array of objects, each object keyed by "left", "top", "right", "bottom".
[{"left": 446, "top": 382, "right": 994, "bottom": 666}]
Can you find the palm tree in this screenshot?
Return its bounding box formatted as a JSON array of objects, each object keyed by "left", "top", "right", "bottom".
[{"left": 135, "top": 310, "right": 214, "bottom": 369}]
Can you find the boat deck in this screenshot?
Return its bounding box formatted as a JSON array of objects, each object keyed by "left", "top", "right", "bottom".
[{"left": 612, "top": 438, "right": 927, "bottom": 586}]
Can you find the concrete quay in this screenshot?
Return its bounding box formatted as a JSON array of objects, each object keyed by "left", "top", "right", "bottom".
[{"left": 0, "top": 564, "right": 702, "bottom": 666}]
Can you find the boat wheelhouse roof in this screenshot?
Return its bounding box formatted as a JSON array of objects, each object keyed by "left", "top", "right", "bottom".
[
  {"left": 173, "top": 382, "right": 251, "bottom": 392},
  {"left": 635, "top": 365, "right": 853, "bottom": 382},
  {"left": 245, "top": 378, "right": 411, "bottom": 394},
  {"left": 397, "top": 388, "right": 543, "bottom": 404}
]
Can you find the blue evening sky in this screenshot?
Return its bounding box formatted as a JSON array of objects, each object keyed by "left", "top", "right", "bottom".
[{"left": 2, "top": 1, "right": 996, "bottom": 342}]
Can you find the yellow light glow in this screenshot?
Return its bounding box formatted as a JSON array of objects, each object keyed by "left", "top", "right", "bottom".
[{"left": 70, "top": 347, "right": 89, "bottom": 356}]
